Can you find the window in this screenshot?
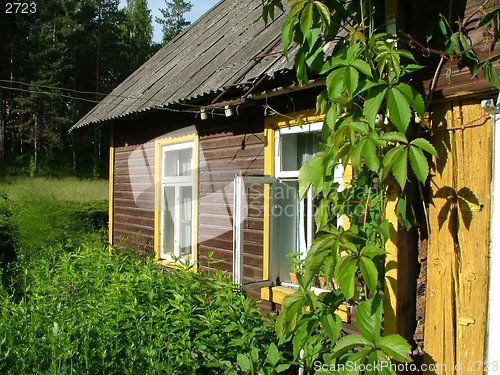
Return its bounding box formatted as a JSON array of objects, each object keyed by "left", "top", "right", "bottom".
[
  {"left": 159, "top": 141, "right": 195, "bottom": 263},
  {"left": 272, "top": 123, "right": 343, "bottom": 284}
]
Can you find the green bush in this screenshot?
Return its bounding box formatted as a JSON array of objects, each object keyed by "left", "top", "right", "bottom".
[
  {"left": 0, "top": 242, "right": 274, "bottom": 374},
  {"left": 10, "top": 196, "right": 107, "bottom": 250},
  {"left": 0, "top": 192, "right": 17, "bottom": 267}
]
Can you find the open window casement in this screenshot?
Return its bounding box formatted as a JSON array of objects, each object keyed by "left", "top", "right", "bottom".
[
  {"left": 232, "top": 175, "right": 276, "bottom": 289},
  {"left": 232, "top": 122, "right": 344, "bottom": 293}
]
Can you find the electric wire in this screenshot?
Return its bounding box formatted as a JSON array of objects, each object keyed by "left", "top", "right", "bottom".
[
  {"left": 0, "top": 85, "right": 100, "bottom": 103},
  {"left": 0, "top": 79, "right": 229, "bottom": 111}
]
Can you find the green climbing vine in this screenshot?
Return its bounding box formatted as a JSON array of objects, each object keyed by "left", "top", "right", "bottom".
[{"left": 256, "top": 0, "right": 499, "bottom": 373}]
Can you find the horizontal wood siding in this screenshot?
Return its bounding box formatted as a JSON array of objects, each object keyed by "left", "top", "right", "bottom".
[
  {"left": 198, "top": 127, "right": 265, "bottom": 285},
  {"left": 113, "top": 141, "right": 155, "bottom": 255},
  {"left": 111, "top": 114, "right": 195, "bottom": 255},
  {"left": 404, "top": 0, "right": 499, "bottom": 99}
]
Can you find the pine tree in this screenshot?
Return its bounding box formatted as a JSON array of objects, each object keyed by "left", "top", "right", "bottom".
[{"left": 156, "top": 0, "right": 192, "bottom": 44}]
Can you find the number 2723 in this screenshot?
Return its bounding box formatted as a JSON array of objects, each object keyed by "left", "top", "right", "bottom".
[{"left": 5, "top": 2, "right": 37, "bottom": 14}]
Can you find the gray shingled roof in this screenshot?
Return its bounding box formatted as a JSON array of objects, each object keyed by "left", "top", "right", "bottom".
[{"left": 70, "top": 0, "right": 293, "bottom": 131}]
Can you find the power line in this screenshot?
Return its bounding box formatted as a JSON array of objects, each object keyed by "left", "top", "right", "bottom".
[
  {"left": 0, "top": 79, "right": 240, "bottom": 117},
  {"left": 0, "top": 85, "right": 100, "bottom": 103},
  {"left": 0, "top": 84, "right": 222, "bottom": 118},
  {"left": 0, "top": 78, "right": 188, "bottom": 108},
  {"left": 0, "top": 79, "right": 109, "bottom": 98}
]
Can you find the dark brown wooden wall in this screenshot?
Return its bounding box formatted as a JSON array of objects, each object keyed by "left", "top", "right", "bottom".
[
  {"left": 402, "top": 0, "right": 499, "bottom": 99},
  {"left": 111, "top": 109, "right": 267, "bottom": 290},
  {"left": 111, "top": 111, "right": 197, "bottom": 254},
  {"left": 198, "top": 125, "right": 265, "bottom": 284},
  {"left": 113, "top": 141, "right": 155, "bottom": 254}
]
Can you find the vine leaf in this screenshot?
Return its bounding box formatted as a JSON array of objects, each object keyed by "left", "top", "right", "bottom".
[
  {"left": 363, "top": 137, "right": 380, "bottom": 172},
  {"left": 346, "top": 66, "right": 360, "bottom": 96},
  {"left": 360, "top": 244, "right": 385, "bottom": 258},
  {"left": 281, "top": 16, "right": 295, "bottom": 57},
  {"left": 314, "top": 1, "right": 331, "bottom": 27},
  {"left": 330, "top": 334, "right": 372, "bottom": 358},
  {"left": 408, "top": 145, "right": 428, "bottom": 183},
  {"left": 410, "top": 138, "right": 437, "bottom": 156},
  {"left": 303, "top": 234, "right": 339, "bottom": 287},
  {"left": 381, "top": 145, "right": 405, "bottom": 180},
  {"left": 334, "top": 255, "right": 357, "bottom": 300},
  {"left": 359, "top": 257, "right": 378, "bottom": 292},
  {"left": 356, "top": 296, "right": 383, "bottom": 342},
  {"left": 300, "top": 2, "right": 314, "bottom": 35},
  {"left": 320, "top": 313, "right": 341, "bottom": 343},
  {"left": 397, "top": 83, "right": 425, "bottom": 116},
  {"left": 363, "top": 86, "right": 387, "bottom": 127},
  {"left": 298, "top": 153, "right": 324, "bottom": 199},
  {"left": 396, "top": 194, "right": 416, "bottom": 230},
  {"left": 292, "top": 318, "right": 316, "bottom": 359},
  {"left": 377, "top": 335, "right": 411, "bottom": 362},
  {"left": 392, "top": 148, "right": 408, "bottom": 189},
  {"left": 275, "top": 291, "right": 307, "bottom": 337},
  {"left": 387, "top": 86, "right": 411, "bottom": 133},
  {"left": 351, "top": 59, "right": 373, "bottom": 77}
]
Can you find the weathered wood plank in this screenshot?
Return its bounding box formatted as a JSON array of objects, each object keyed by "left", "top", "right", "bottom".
[{"left": 424, "top": 99, "right": 492, "bottom": 374}]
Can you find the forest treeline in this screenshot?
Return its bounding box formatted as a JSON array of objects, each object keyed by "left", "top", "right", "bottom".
[{"left": 0, "top": 0, "right": 192, "bottom": 177}]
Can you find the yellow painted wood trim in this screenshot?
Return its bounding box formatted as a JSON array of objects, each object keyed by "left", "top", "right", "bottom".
[
  {"left": 262, "top": 286, "right": 350, "bottom": 321},
  {"left": 260, "top": 110, "right": 355, "bottom": 321},
  {"left": 108, "top": 125, "right": 114, "bottom": 252},
  {"left": 264, "top": 108, "right": 324, "bottom": 130},
  {"left": 384, "top": 184, "right": 399, "bottom": 334},
  {"left": 154, "top": 133, "right": 198, "bottom": 271},
  {"left": 262, "top": 127, "right": 275, "bottom": 289}
]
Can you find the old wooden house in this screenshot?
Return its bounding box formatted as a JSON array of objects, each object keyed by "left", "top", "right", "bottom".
[{"left": 71, "top": 0, "right": 499, "bottom": 372}]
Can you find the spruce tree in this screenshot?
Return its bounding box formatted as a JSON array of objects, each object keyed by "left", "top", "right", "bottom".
[{"left": 156, "top": 0, "right": 192, "bottom": 44}]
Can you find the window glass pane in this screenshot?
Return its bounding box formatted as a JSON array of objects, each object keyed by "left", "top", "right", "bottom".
[
  {"left": 164, "top": 147, "right": 193, "bottom": 177},
  {"left": 164, "top": 150, "right": 177, "bottom": 177},
  {"left": 163, "top": 186, "right": 175, "bottom": 256},
  {"left": 273, "top": 181, "right": 301, "bottom": 282},
  {"left": 281, "top": 132, "right": 321, "bottom": 172},
  {"left": 178, "top": 148, "right": 193, "bottom": 176},
  {"left": 179, "top": 186, "right": 192, "bottom": 255}
]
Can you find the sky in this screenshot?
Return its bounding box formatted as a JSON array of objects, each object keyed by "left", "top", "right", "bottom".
[{"left": 120, "top": 0, "right": 220, "bottom": 43}]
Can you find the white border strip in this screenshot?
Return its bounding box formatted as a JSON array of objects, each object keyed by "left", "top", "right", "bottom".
[{"left": 485, "top": 94, "right": 500, "bottom": 375}]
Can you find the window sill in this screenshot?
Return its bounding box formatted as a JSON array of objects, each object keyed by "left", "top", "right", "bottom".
[
  {"left": 157, "top": 258, "right": 196, "bottom": 271},
  {"left": 261, "top": 285, "right": 350, "bottom": 322}
]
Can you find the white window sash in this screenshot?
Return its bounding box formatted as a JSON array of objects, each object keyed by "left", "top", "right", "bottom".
[
  {"left": 160, "top": 141, "right": 195, "bottom": 262},
  {"left": 273, "top": 122, "right": 345, "bottom": 283}
]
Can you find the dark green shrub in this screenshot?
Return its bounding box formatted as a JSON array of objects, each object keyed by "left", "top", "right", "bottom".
[
  {"left": 0, "top": 192, "right": 17, "bottom": 268},
  {"left": 71, "top": 200, "right": 108, "bottom": 232},
  {"left": 12, "top": 197, "right": 107, "bottom": 250}
]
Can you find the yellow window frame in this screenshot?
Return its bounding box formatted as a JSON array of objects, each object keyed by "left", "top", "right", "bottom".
[
  {"left": 154, "top": 133, "right": 199, "bottom": 271},
  {"left": 260, "top": 110, "right": 352, "bottom": 319},
  {"left": 261, "top": 109, "right": 399, "bottom": 331}
]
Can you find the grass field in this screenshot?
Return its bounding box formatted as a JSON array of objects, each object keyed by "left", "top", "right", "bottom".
[
  {"left": 0, "top": 177, "right": 108, "bottom": 202},
  {"left": 0, "top": 177, "right": 108, "bottom": 250}
]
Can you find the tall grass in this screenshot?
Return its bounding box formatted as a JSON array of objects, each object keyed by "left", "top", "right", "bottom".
[{"left": 0, "top": 177, "right": 108, "bottom": 249}]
